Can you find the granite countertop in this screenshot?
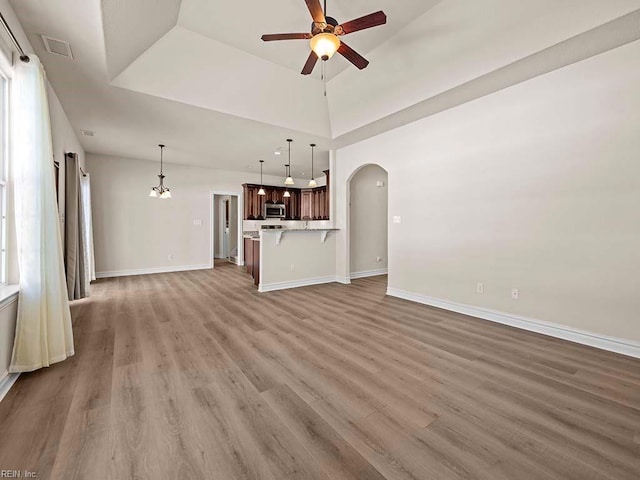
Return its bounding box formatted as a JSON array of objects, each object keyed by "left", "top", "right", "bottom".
[
  {"left": 244, "top": 229, "right": 339, "bottom": 240},
  {"left": 261, "top": 228, "right": 339, "bottom": 232}
]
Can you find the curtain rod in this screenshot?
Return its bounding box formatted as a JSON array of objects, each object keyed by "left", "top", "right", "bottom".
[{"left": 0, "top": 10, "right": 29, "bottom": 63}]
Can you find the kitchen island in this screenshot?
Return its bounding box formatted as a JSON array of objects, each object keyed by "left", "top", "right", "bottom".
[
  {"left": 244, "top": 228, "right": 340, "bottom": 292},
  {"left": 243, "top": 232, "right": 260, "bottom": 286}
]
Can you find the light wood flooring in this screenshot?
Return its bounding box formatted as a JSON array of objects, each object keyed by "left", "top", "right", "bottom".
[{"left": 1, "top": 262, "right": 639, "bottom": 479}]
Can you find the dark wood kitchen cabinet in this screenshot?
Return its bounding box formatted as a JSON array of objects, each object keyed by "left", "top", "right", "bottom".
[
  {"left": 252, "top": 239, "right": 260, "bottom": 286},
  {"left": 301, "top": 190, "right": 312, "bottom": 219},
  {"left": 243, "top": 171, "right": 329, "bottom": 221},
  {"left": 244, "top": 236, "right": 260, "bottom": 285},
  {"left": 244, "top": 237, "right": 254, "bottom": 275},
  {"left": 243, "top": 184, "right": 262, "bottom": 220},
  {"left": 323, "top": 170, "right": 330, "bottom": 219}
]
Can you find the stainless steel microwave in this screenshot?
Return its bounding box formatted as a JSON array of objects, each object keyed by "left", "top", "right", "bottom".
[{"left": 264, "top": 202, "right": 285, "bottom": 219}]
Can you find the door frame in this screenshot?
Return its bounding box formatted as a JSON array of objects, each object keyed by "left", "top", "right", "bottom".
[{"left": 210, "top": 191, "right": 244, "bottom": 268}]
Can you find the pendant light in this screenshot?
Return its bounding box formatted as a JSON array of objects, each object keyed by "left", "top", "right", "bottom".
[
  {"left": 308, "top": 143, "right": 317, "bottom": 188},
  {"left": 149, "top": 144, "right": 172, "bottom": 199},
  {"left": 284, "top": 138, "right": 294, "bottom": 185},
  {"left": 283, "top": 163, "right": 291, "bottom": 198},
  {"left": 257, "top": 160, "right": 266, "bottom": 195}
]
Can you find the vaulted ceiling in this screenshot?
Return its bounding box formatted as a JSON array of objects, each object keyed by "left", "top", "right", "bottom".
[{"left": 8, "top": 0, "right": 640, "bottom": 175}]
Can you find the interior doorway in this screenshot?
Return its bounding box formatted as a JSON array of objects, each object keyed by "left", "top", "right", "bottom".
[
  {"left": 348, "top": 164, "right": 389, "bottom": 284},
  {"left": 212, "top": 193, "right": 241, "bottom": 267}
]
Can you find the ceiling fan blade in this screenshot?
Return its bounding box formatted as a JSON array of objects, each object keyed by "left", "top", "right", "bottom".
[
  {"left": 261, "top": 33, "right": 312, "bottom": 41},
  {"left": 337, "top": 11, "right": 387, "bottom": 35},
  {"left": 338, "top": 42, "right": 369, "bottom": 70},
  {"left": 304, "top": 0, "right": 326, "bottom": 24},
  {"left": 301, "top": 51, "right": 318, "bottom": 75}
]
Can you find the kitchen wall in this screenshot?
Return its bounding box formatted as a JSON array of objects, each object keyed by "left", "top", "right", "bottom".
[
  {"left": 0, "top": 0, "right": 85, "bottom": 386},
  {"left": 349, "top": 164, "right": 388, "bottom": 277},
  {"left": 88, "top": 153, "right": 301, "bottom": 276},
  {"left": 334, "top": 39, "right": 640, "bottom": 346}
]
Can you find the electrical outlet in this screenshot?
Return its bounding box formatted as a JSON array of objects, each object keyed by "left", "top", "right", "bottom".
[
  {"left": 290, "top": 264, "right": 294, "bottom": 271},
  {"left": 392, "top": 216, "right": 402, "bottom": 224},
  {"left": 193, "top": 219, "right": 202, "bottom": 226},
  {"left": 168, "top": 254, "right": 173, "bottom": 261},
  {"left": 476, "top": 282, "right": 484, "bottom": 294},
  {"left": 511, "top": 288, "right": 519, "bottom": 300},
  {"left": 376, "top": 256, "right": 382, "bottom": 263}
]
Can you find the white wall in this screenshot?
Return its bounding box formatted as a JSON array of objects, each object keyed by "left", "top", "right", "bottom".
[
  {"left": 88, "top": 153, "right": 298, "bottom": 276},
  {"left": 49, "top": 82, "right": 86, "bottom": 218},
  {"left": 213, "top": 195, "right": 229, "bottom": 259},
  {"left": 229, "top": 195, "right": 238, "bottom": 258},
  {"left": 349, "top": 165, "right": 388, "bottom": 276},
  {"left": 335, "top": 39, "right": 640, "bottom": 344}
]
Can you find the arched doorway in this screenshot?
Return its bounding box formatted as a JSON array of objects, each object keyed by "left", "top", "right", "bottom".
[{"left": 348, "top": 164, "right": 388, "bottom": 286}]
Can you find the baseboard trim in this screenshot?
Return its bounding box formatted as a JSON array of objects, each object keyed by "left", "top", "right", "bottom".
[
  {"left": 259, "top": 275, "right": 339, "bottom": 293},
  {"left": 386, "top": 288, "right": 640, "bottom": 359},
  {"left": 96, "top": 264, "right": 212, "bottom": 279},
  {"left": 0, "top": 372, "right": 19, "bottom": 403},
  {"left": 335, "top": 276, "right": 351, "bottom": 285},
  {"left": 350, "top": 268, "right": 388, "bottom": 280}
]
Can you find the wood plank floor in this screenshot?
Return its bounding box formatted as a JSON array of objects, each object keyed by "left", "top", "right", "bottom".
[{"left": 1, "top": 261, "right": 639, "bottom": 479}]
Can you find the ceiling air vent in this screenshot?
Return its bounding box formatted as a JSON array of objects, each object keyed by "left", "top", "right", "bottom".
[{"left": 41, "top": 35, "right": 73, "bottom": 59}]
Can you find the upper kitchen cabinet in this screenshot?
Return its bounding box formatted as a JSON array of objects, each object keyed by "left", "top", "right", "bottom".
[
  {"left": 242, "top": 170, "right": 329, "bottom": 221},
  {"left": 243, "top": 184, "right": 263, "bottom": 219}
]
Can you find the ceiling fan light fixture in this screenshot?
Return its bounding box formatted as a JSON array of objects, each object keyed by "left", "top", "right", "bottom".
[{"left": 310, "top": 33, "right": 340, "bottom": 60}]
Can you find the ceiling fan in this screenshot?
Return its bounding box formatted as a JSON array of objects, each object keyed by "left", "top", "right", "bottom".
[{"left": 261, "top": 0, "right": 387, "bottom": 75}]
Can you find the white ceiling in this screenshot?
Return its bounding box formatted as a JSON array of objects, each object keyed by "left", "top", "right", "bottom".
[
  {"left": 8, "top": 0, "right": 640, "bottom": 176},
  {"left": 176, "top": 0, "right": 440, "bottom": 80}
]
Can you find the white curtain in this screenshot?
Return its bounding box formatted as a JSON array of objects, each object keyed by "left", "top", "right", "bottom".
[
  {"left": 80, "top": 173, "right": 95, "bottom": 284},
  {"left": 9, "top": 55, "right": 74, "bottom": 373}
]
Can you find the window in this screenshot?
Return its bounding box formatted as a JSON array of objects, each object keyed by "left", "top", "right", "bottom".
[{"left": 0, "top": 72, "right": 7, "bottom": 285}]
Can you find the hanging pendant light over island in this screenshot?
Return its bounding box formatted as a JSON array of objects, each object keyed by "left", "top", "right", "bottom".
[
  {"left": 284, "top": 139, "right": 294, "bottom": 186},
  {"left": 258, "top": 160, "right": 266, "bottom": 196},
  {"left": 308, "top": 143, "right": 318, "bottom": 188}
]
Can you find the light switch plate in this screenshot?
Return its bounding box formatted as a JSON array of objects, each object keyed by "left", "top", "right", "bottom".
[{"left": 392, "top": 216, "right": 402, "bottom": 224}]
